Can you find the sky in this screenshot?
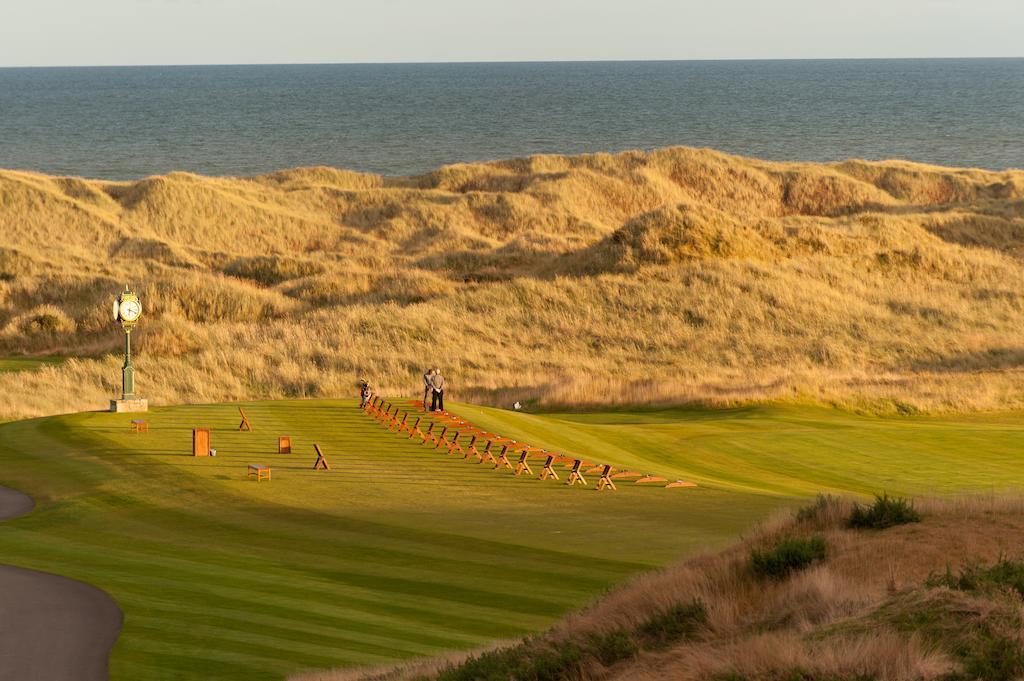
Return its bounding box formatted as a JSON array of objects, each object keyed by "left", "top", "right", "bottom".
[{"left": 1, "top": 0, "right": 1022, "bottom": 67}]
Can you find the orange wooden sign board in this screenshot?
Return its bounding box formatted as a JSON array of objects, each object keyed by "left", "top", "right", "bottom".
[{"left": 193, "top": 428, "right": 211, "bottom": 457}]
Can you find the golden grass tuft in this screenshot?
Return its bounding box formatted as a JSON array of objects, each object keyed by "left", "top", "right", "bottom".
[{"left": 1, "top": 146, "right": 1024, "bottom": 420}]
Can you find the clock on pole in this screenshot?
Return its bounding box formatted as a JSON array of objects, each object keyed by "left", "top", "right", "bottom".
[{"left": 109, "top": 285, "right": 148, "bottom": 413}]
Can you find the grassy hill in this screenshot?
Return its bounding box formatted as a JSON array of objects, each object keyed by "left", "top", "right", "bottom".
[
  {"left": 2, "top": 400, "right": 1024, "bottom": 679},
  {"left": 319, "top": 494, "right": 1024, "bottom": 681},
  {"left": 2, "top": 147, "right": 1024, "bottom": 421}
]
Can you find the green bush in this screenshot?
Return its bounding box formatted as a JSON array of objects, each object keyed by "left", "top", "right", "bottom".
[
  {"left": 928, "top": 558, "right": 1024, "bottom": 600},
  {"left": 750, "top": 536, "right": 827, "bottom": 580},
  {"left": 637, "top": 600, "right": 707, "bottom": 648},
  {"left": 714, "top": 672, "right": 876, "bottom": 681},
  {"left": 587, "top": 629, "right": 638, "bottom": 665},
  {"left": 434, "top": 637, "right": 583, "bottom": 681},
  {"left": 848, "top": 494, "right": 920, "bottom": 529},
  {"left": 959, "top": 634, "right": 1024, "bottom": 681},
  {"left": 796, "top": 493, "right": 842, "bottom": 524}
]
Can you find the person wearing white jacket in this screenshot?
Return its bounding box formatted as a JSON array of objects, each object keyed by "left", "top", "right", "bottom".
[{"left": 430, "top": 369, "right": 446, "bottom": 412}]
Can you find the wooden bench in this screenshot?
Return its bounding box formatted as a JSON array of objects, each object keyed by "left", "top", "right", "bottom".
[
  {"left": 247, "top": 464, "right": 271, "bottom": 482},
  {"left": 130, "top": 419, "right": 149, "bottom": 434}
]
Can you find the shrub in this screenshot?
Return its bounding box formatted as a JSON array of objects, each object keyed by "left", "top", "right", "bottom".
[
  {"left": 750, "top": 536, "right": 827, "bottom": 580},
  {"left": 848, "top": 494, "right": 921, "bottom": 529},
  {"left": 434, "top": 637, "right": 583, "bottom": 681},
  {"left": 796, "top": 493, "right": 843, "bottom": 524},
  {"left": 928, "top": 558, "right": 1024, "bottom": 600},
  {"left": 637, "top": 600, "right": 707, "bottom": 648},
  {"left": 587, "top": 629, "right": 638, "bottom": 665},
  {"left": 959, "top": 634, "right": 1024, "bottom": 681},
  {"left": 224, "top": 255, "right": 324, "bottom": 286}
]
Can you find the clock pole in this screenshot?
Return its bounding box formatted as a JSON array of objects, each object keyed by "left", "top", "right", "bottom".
[
  {"left": 110, "top": 285, "right": 147, "bottom": 413},
  {"left": 122, "top": 327, "right": 134, "bottom": 399}
]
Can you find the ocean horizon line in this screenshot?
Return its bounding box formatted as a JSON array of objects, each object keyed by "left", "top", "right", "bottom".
[{"left": 2, "top": 55, "right": 1023, "bottom": 70}]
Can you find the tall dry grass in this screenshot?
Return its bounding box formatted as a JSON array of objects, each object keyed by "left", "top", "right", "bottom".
[{"left": 1, "top": 147, "right": 1023, "bottom": 420}]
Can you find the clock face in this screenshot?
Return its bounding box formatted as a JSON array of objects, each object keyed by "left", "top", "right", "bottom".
[{"left": 119, "top": 299, "right": 142, "bottom": 322}]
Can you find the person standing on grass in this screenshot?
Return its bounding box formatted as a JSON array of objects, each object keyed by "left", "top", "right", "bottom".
[
  {"left": 422, "top": 368, "right": 434, "bottom": 410},
  {"left": 430, "top": 368, "right": 445, "bottom": 412}
]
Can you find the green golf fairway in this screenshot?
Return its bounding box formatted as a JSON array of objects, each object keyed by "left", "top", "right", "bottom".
[
  {"left": 0, "top": 400, "right": 1022, "bottom": 681},
  {"left": 0, "top": 356, "right": 65, "bottom": 373}
]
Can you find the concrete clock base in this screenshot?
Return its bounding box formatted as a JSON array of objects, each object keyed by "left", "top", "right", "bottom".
[{"left": 110, "top": 398, "right": 148, "bottom": 413}]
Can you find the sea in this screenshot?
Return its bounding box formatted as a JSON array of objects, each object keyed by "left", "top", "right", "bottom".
[{"left": 0, "top": 59, "right": 1021, "bottom": 180}]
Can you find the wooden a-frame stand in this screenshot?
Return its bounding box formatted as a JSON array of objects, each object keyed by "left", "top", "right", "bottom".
[
  {"left": 539, "top": 455, "right": 560, "bottom": 481},
  {"left": 596, "top": 465, "right": 617, "bottom": 491},
  {"left": 479, "top": 440, "right": 497, "bottom": 465},
  {"left": 514, "top": 451, "right": 534, "bottom": 476},
  {"left": 408, "top": 416, "right": 424, "bottom": 439},
  {"left": 312, "top": 443, "right": 331, "bottom": 471},
  {"left": 566, "top": 459, "right": 588, "bottom": 487},
  {"left": 238, "top": 408, "right": 253, "bottom": 432},
  {"left": 494, "top": 445, "right": 513, "bottom": 471},
  {"left": 464, "top": 435, "right": 481, "bottom": 461},
  {"left": 447, "top": 432, "right": 464, "bottom": 456}
]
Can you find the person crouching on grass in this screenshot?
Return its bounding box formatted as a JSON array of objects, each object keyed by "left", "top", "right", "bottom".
[
  {"left": 423, "top": 368, "right": 434, "bottom": 410},
  {"left": 430, "top": 368, "right": 445, "bottom": 412}
]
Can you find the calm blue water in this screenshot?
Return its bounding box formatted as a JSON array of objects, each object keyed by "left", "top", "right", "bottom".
[{"left": 0, "top": 59, "right": 1021, "bottom": 179}]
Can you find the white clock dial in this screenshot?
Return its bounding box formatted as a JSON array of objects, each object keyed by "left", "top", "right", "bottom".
[
  {"left": 119, "top": 300, "right": 142, "bottom": 322},
  {"left": 113, "top": 299, "right": 120, "bottom": 321}
]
